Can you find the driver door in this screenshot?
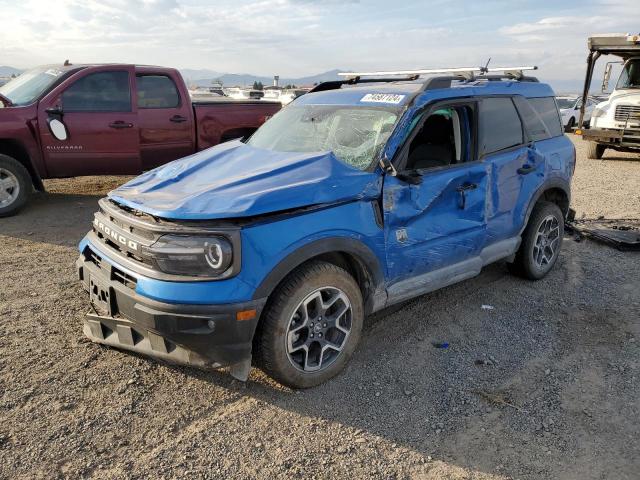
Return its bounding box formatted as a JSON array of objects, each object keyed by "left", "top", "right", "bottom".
[
  {"left": 37, "top": 65, "right": 140, "bottom": 177},
  {"left": 383, "top": 101, "right": 489, "bottom": 303}
]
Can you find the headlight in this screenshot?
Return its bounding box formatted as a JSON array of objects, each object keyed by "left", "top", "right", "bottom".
[{"left": 144, "top": 235, "right": 233, "bottom": 277}]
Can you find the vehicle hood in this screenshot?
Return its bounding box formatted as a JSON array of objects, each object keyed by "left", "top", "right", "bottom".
[{"left": 109, "top": 140, "right": 381, "bottom": 220}]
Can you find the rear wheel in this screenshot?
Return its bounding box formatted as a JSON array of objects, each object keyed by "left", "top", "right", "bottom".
[
  {"left": 256, "top": 261, "right": 364, "bottom": 388},
  {"left": 587, "top": 141, "right": 606, "bottom": 160},
  {"left": 0, "top": 154, "right": 31, "bottom": 217},
  {"left": 508, "top": 201, "right": 564, "bottom": 280}
]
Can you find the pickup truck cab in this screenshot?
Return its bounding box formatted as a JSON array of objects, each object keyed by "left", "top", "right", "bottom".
[
  {"left": 578, "top": 34, "right": 640, "bottom": 159},
  {"left": 77, "top": 68, "right": 575, "bottom": 388},
  {"left": 0, "top": 63, "right": 280, "bottom": 216}
]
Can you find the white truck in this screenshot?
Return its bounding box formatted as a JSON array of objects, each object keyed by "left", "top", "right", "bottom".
[{"left": 578, "top": 34, "right": 640, "bottom": 159}]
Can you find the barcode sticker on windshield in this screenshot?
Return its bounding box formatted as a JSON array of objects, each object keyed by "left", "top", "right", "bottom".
[{"left": 361, "top": 93, "right": 405, "bottom": 104}]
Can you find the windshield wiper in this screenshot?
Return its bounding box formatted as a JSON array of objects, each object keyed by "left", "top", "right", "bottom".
[{"left": 0, "top": 93, "right": 14, "bottom": 107}]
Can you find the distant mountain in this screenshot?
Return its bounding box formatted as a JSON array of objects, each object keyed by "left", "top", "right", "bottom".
[
  {"left": 180, "top": 69, "right": 345, "bottom": 88},
  {"left": 0, "top": 66, "right": 22, "bottom": 77}
]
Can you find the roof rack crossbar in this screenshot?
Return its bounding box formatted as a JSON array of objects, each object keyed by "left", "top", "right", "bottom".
[
  {"left": 310, "top": 66, "right": 539, "bottom": 94},
  {"left": 308, "top": 75, "right": 419, "bottom": 93},
  {"left": 338, "top": 65, "right": 537, "bottom": 79}
]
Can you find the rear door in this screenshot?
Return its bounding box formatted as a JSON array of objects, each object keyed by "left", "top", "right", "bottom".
[
  {"left": 383, "top": 100, "right": 489, "bottom": 293},
  {"left": 37, "top": 65, "right": 140, "bottom": 177},
  {"left": 135, "top": 71, "right": 195, "bottom": 170},
  {"left": 480, "top": 97, "right": 533, "bottom": 242}
]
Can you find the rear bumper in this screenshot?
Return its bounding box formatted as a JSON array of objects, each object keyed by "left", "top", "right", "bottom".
[
  {"left": 76, "top": 252, "right": 266, "bottom": 372},
  {"left": 582, "top": 127, "right": 640, "bottom": 148}
]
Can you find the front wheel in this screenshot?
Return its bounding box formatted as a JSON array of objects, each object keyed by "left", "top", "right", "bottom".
[
  {"left": 0, "top": 154, "right": 31, "bottom": 217},
  {"left": 256, "top": 261, "right": 364, "bottom": 388},
  {"left": 508, "top": 201, "right": 564, "bottom": 280},
  {"left": 587, "top": 141, "right": 605, "bottom": 160},
  {"left": 565, "top": 117, "right": 575, "bottom": 133}
]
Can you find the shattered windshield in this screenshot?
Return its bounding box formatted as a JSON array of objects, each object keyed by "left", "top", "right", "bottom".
[
  {"left": 617, "top": 59, "right": 640, "bottom": 89},
  {"left": 247, "top": 104, "right": 400, "bottom": 170}
]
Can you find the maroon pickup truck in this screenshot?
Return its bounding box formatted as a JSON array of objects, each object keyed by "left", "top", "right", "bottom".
[{"left": 0, "top": 63, "right": 281, "bottom": 216}]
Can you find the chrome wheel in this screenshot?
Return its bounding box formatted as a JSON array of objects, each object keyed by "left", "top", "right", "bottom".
[
  {"left": 0, "top": 168, "right": 20, "bottom": 208},
  {"left": 533, "top": 214, "right": 560, "bottom": 268},
  {"left": 286, "top": 286, "right": 353, "bottom": 372}
]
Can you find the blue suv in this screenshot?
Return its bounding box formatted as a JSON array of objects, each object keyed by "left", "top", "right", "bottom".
[{"left": 77, "top": 69, "right": 575, "bottom": 388}]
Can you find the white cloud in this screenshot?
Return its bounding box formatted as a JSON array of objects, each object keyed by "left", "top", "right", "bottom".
[{"left": 0, "top": 0, "right": 639, "bottom": 88}]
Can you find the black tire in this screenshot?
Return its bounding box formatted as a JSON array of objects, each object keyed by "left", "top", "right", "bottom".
[
  {"left": 256, "top": 261, "right": 364, "bottom": 388},
  {"left": 587, "top": 141, "right": 605, "bottom": 160},
  {"left": 508, "top": 201, "right": 564, "bottom": 280},
  {"left": 565, "top": 117, "right": 575, "bottom": 133},
  {"left": 0, "top": 154, "right": 31, "bottom": 217}
]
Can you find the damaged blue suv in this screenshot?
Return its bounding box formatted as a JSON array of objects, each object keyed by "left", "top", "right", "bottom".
[{"left": 77, "top": 67, "right": 575, "bottom": 388}]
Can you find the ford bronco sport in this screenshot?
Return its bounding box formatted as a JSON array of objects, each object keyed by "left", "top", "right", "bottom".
[{"left": 77, "top": 66, "right": 575, "bottom": 388}]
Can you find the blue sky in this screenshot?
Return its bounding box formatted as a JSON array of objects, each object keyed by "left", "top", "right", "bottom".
[{"left": 1, "top": 0, "right": 639, "bottom": 87}]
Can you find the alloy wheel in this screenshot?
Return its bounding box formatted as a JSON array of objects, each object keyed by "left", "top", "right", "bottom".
[
  {"left": 286, "top": 286, "right": 353, "bottom": 372},
  {"left": 533, "top": 214, "right": 560, "bottom": 268},
  {"left": 0, "top": 168, "right": 20, "bottom": 208}
]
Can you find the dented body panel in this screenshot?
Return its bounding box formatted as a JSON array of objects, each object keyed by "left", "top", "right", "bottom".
[{"left": 77, "top": 77, "right": 574, "bottom": 376}]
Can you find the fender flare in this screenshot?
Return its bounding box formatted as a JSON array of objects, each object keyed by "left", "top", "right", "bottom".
[
  {"left": 252, "top": 236, "right": 386, "bottom": 314},
  {"left": 520, "top": 178, "right": 571, "bottom": 234},
  {"left": 0, "top": 138, "right": 44, "bottom": 191}
]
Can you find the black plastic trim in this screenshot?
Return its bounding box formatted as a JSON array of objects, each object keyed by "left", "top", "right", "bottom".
[{"left": 252, "top": 237, "right": 386, "bottom": 313}]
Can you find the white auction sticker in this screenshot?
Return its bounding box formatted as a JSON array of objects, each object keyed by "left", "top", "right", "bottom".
[{"left": 360, "top": 93, "right": 406, "bottom": 104}]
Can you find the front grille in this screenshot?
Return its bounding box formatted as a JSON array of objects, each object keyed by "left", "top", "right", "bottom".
[
  {"left": 88, "top": 249, "right": 103, "bottom": 268},
  {"left": 112, "top": 266, "right": 137, "bottom": 290},
  {"left": 84, "top": 246, "right": 137, "bottom": 290},
  {"left": 615, "top": 104, "right": 640, "bottom": 122}
]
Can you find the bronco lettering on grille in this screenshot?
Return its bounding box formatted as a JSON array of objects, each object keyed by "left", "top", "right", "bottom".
[{"left": 93, "top": 218, "right": 139, "bottom": 251}]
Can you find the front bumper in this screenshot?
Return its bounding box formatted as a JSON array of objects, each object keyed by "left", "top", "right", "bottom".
[
  {"left": 76, "top": 249, "right": 266, "bottom": 376},
  {"left": 582, "top": 127, "right": 640, "bottom": 148}
]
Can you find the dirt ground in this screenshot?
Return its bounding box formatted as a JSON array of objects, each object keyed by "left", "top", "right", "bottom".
[{"left": 0, "top": 136, "right": 638, "bottom": 480}]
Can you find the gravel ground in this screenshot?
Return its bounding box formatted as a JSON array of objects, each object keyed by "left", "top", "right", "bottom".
[{"left": 0, "top": 136, "right": 638, "bottom": 479}]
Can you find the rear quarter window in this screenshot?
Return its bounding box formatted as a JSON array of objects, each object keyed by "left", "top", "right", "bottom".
[
  {"left": 479, "top": 97, "right": 523, "bottom": 155},
  {"left": 513, "top": 96, "right": 551, "bottom": 142},
  {"left": 528, "top": 97, "right": 563, "bottom": 138}
]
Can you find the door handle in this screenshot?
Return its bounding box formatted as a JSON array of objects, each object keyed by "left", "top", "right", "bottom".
[
  {"left": 456, "top": 182, "right": 478, "bottom": 209},
  {"left": 170, "top": 115, "right": 187, "bottom": 123},
  {"left": 517, "top": 164, "right": 536, "bottom": 175},
  {"left": 109, "top": 121, "right": 133, "bottom": 129}
]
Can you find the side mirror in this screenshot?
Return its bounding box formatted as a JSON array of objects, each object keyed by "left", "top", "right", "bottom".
[
  {"left": 47, "top": 118, "right": 68, "bottom": 141},
  {"left": 45, "top": 105, "right": 63, "bottom": 116}
]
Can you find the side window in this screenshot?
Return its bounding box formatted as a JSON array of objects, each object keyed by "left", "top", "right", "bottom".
[
  {"left": 479, "top": 97, "right": 523, "bottom": 155},
  {"left": 136, "top": 75, "right": 180, "bottom": 108},
  {"left": 405, "top": 104, "right": 475, "bottom": 171},
  {"left": 528, "top": 97, "right": 563, "bottom": 138},
  {"left": 513, "top": 96, "right": 551, "bottom": 142},
  {"left": 62, "top": 71, "right": 131, "bottom": 112}
]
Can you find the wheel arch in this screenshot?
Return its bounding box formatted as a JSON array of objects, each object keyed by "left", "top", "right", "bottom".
[
  {"left": 0, "top": 139, "right": 44, "bottom": 191},
  {"left": 521, "top": 179, "right": 570, "bottom": 235},
  {"left": 252, "top": 237, "right": 386, "bottom": 317}
]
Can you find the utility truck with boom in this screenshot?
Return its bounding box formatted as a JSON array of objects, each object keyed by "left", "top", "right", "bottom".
[{"left": 578, "top": 34, "right": 640, "bottom": 159}]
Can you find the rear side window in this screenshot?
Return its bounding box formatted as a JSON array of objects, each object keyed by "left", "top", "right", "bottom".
[
  {"left": 513, "top": 96, "right": 551, "bottom": 142},
  {"left": 528, "top": 97, "right": 563, "bottom": 138},
  {"left": 137, "top": 75, "right": 180, "bottom": 108},
  {"left": 479, "top": 97, "right": 523, "bottom": 155},
  {"left": 62, "top": 71, "right": 131, "bottom": 112}
]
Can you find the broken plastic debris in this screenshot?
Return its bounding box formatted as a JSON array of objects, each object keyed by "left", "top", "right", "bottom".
[
  {"left": 432, "top": 342, "right": 449, "bottom": 349},
  {"left": 481, "top": 305, "right": 495, "bottom": 310}
]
